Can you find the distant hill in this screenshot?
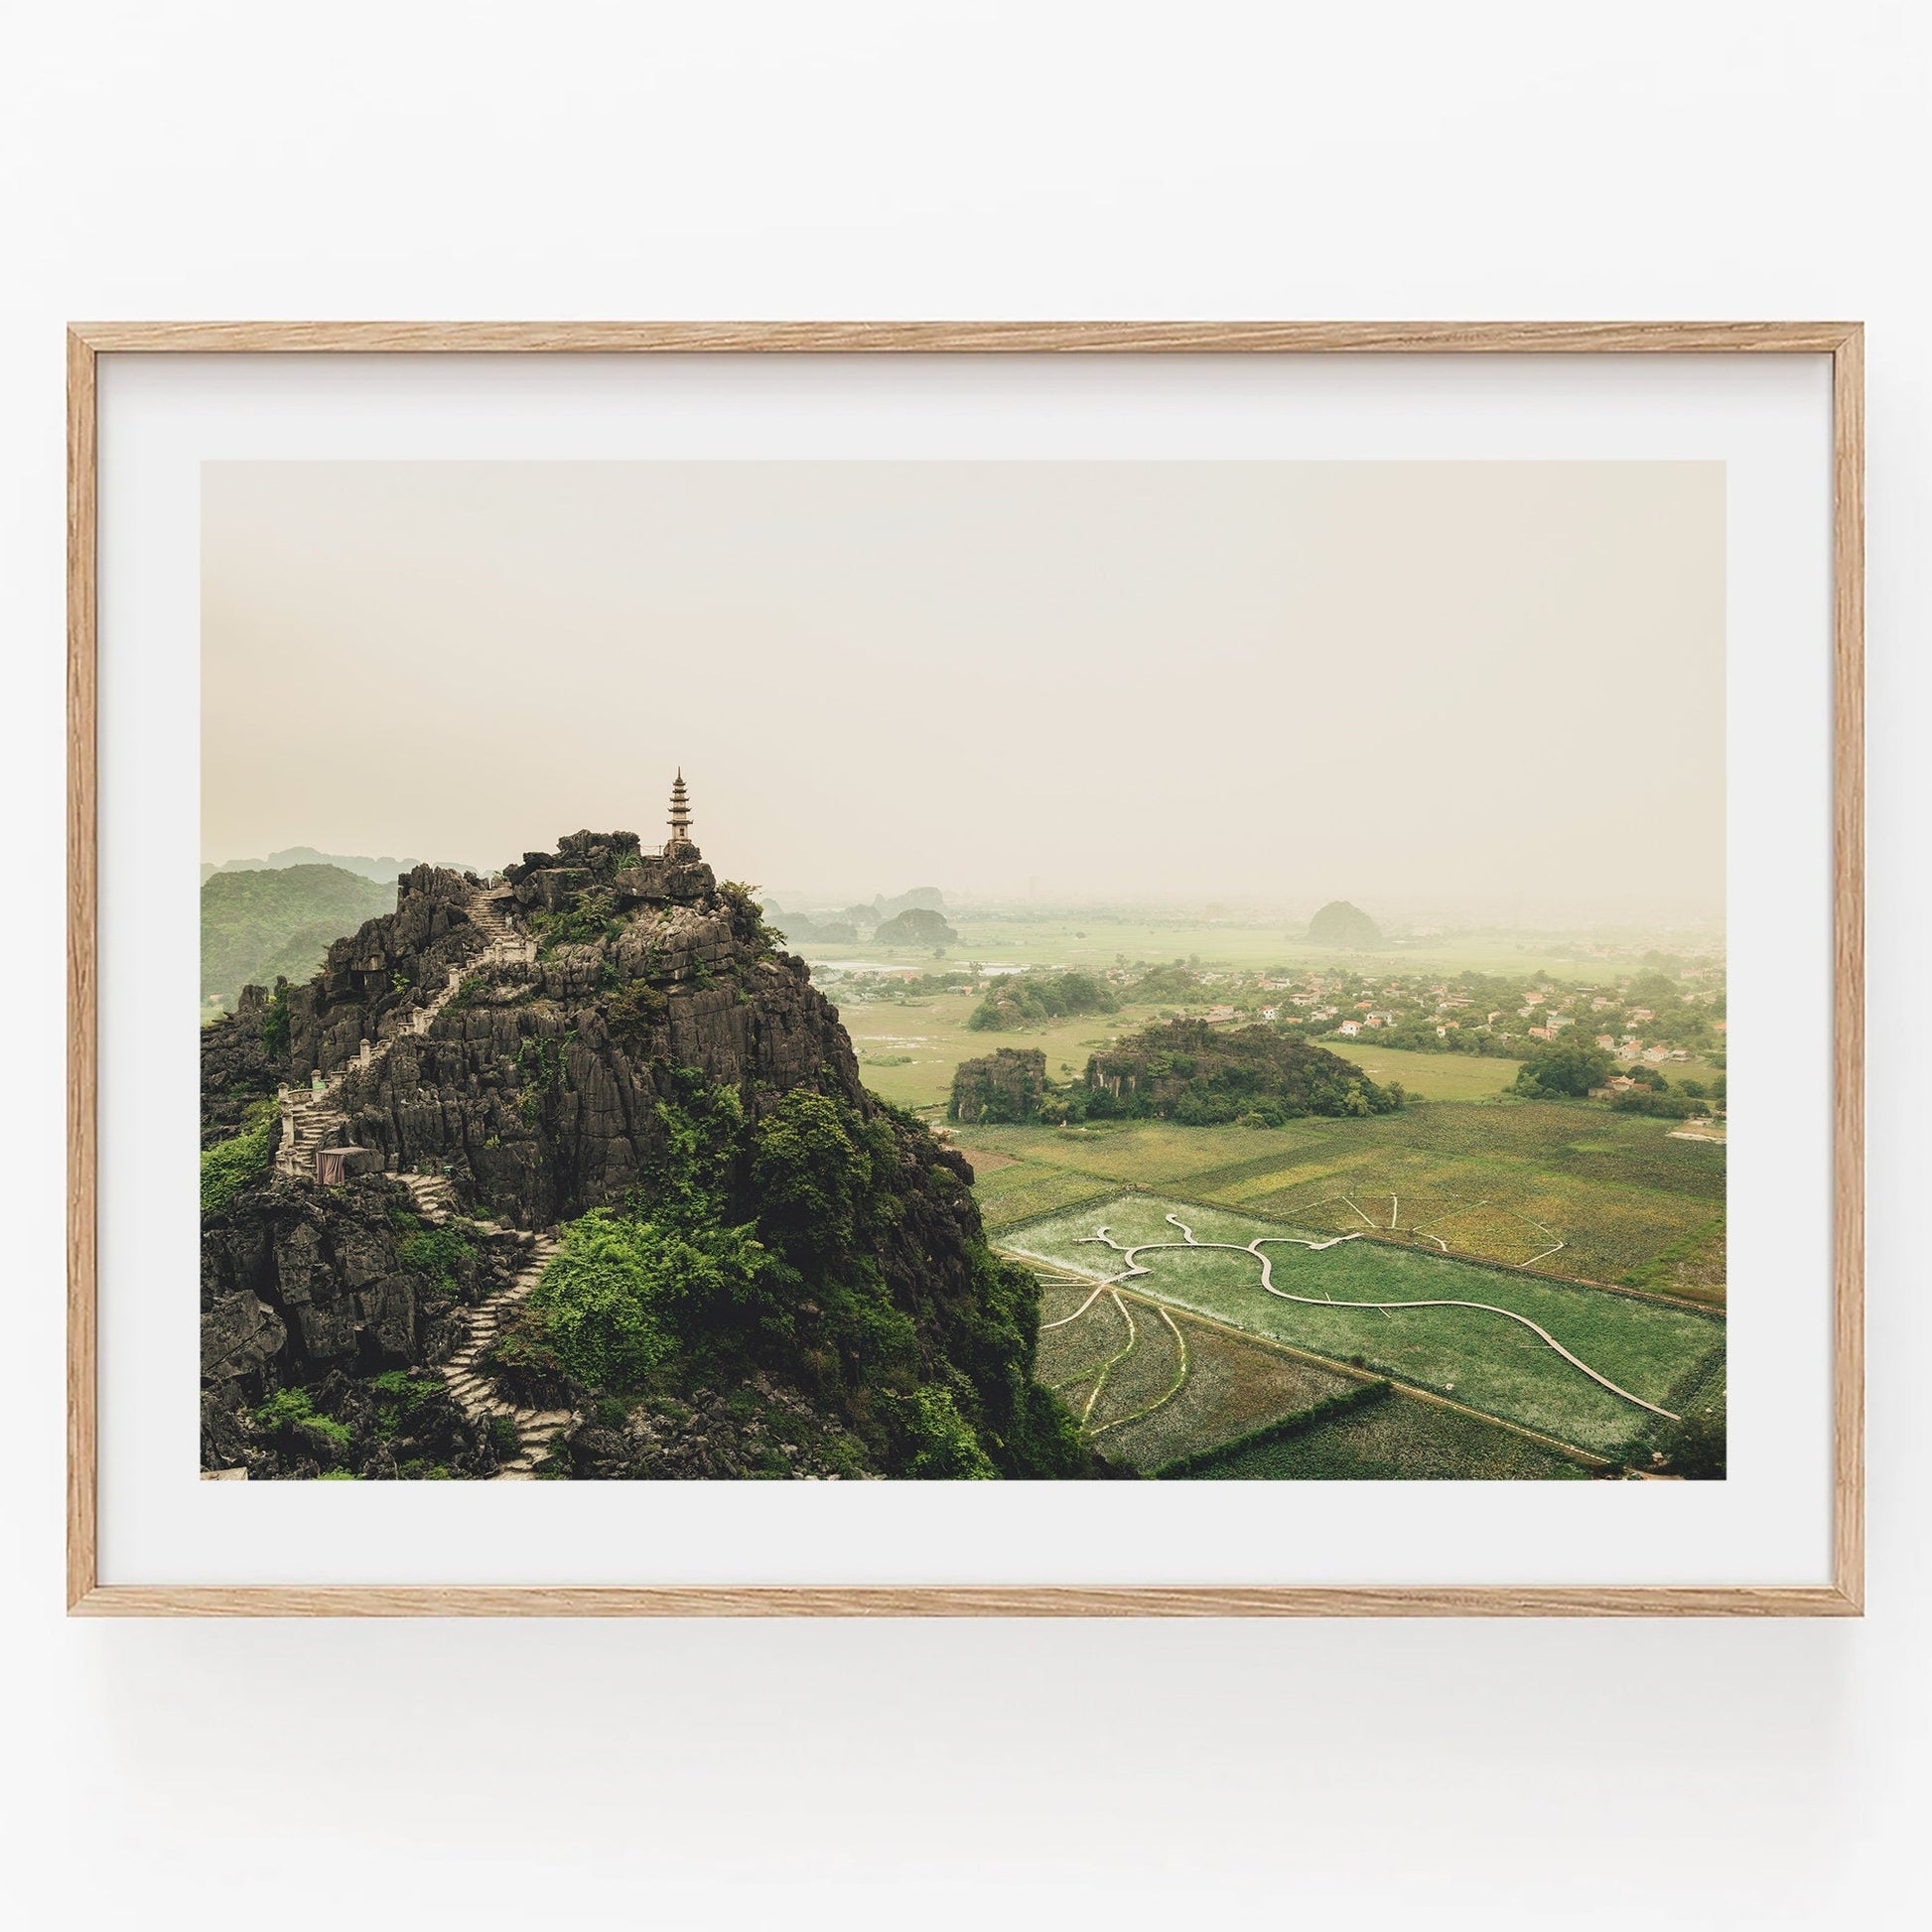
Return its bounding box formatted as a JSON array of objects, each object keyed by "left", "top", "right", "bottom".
[
  {"left": 202, "top": 846, "right": 477, "bottom": 885},
  {"left": 1308, "top": 899, "right": 1383, "bottom": 949},
  {"left": 202, "top": 865, "right": 395, "bottom": 1012},
  {"left": 873, "top": 906, "right": 958, "bottom": 949},
  {"left": 876, "top": 886, "right": 945, "bottom": 917}
]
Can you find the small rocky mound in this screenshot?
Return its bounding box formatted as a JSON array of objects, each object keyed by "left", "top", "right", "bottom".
[{"left": 949, "top": 1047, "right": 1046, "bottom": 1124}]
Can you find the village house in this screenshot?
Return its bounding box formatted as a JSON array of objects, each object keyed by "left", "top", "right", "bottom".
[{"left": 1337, "top": 1019, "right": 1362, "bottom": 1036}]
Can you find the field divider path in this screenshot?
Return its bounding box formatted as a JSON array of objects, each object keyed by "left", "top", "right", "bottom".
[{"left": 1077, "top": 1212, "right": 1678, "bottom": 1422}]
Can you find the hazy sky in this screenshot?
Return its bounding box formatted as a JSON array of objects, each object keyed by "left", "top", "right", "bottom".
[{"left": 203, "top": 461, "right": 1724, "bottom": 918}]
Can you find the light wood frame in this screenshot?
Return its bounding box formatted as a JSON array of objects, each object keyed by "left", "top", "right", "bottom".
[{"left": 67, "top": 321, "right": 1864, "bottom": 1616}]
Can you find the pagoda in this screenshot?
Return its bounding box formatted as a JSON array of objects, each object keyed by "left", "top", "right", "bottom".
[{"left": 665, "top": 769, "right": 698, "bottom": 858}]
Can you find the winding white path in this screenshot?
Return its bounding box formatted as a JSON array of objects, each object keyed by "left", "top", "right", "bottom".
[{"left": 1074, "top": 1212, "right": 1677, "bottom": 1422}]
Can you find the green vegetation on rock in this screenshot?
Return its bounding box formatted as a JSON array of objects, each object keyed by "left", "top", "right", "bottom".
[
  {"left": 523, "top": 1075, "right": 1092, "bottom": 1478},
  {"left": 949, "top": 1047, "right": 1046, "bottom": 1124},
  {"left": 200, "top": 1097, "right": 277, "bottom": 1213}
]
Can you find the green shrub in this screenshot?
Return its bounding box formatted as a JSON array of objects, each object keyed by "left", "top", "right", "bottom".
[
  {"left": 531, "top": 889, "right": 623, "bottom": 952},
  {"left": 254, "top": 1385, "right": 351, "bottom": 1452},
  {"left": 369, "top": 1368, "right": 443, "bottom": 1410},
  {"left": 483, "top": 1305, "right": 579, "bottom": 1410},
  {"left": 486, "top": 1415, "right": 522, "bottom": 1460},
  {"left": 529, "top": 1207, "right": 762, "bottom": 1391},
  {"left": 259, "top": 981, "right": 291, "bottom": 1056},
  {"left": 1512, "top": 1037, "right": 1616, "bottom": 1098},
  {"left": 607, "top": 978, "right": 668, "bottom": 1051},
  {"left": 200, "top": 1098, "right": 277, "bottom": 1213},
  {"left": 889, "top": 1385, "right": 997, "bottom": 1479},
  {"left": 396, "top": 1222, "right": 474, "bottom": 1293}
]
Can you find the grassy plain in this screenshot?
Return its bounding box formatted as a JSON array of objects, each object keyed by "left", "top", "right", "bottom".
[
  {"left": 1322, "top": 1040, "right": 1523, "bottom": 1100},
  {"left": 964, "top": 1098, "right": 1725, "bottom": 1289},
  {"left": 1004, "top": 1190, "right": 1723, "bottom": 1456},
  {"left": 1188, "top": 1392, "right": 1592, "bottom": 1481}
]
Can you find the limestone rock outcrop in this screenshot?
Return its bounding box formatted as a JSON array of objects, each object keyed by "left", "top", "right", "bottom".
[{"left": 949, "top": 1047, "right": 1047, "bottom": 1124}]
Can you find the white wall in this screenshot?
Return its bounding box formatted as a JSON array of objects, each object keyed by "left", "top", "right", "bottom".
[{"left": 1, "top": 4, "right": 1924, "bottom": 1925}]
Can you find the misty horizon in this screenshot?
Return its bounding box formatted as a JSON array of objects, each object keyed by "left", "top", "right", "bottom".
[
  {"left": 203, "top": 460, "right": 1725, "bottom": 918},
  {"left": 201, "top": 836, "right": 1723, "bottom": 938}
]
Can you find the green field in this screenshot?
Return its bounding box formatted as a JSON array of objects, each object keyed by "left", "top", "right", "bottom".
[
  {"left": 1322, "top": 1040, "right": 1523, "bottom": 1100},
  {"left": 1185, "top": 1392, "right": 1592, "bottom": 1481},
  {"left": 1004, "top": 1191, "right": 1723, "bottom": 1457},
  {"left": 963, "top": 1098, "right": 1724, "bottom": 1292},
  {"left": 1034, "top": 1280, "right": 1361, "bottom": 1472}
]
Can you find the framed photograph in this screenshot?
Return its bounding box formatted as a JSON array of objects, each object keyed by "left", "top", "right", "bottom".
[{"left": 68, "top": 322, "right": 1863, "bottom": 1615}]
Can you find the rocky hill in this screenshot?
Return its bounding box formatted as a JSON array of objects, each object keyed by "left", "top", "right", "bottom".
[
  {"left": 198, "top": 828, "right": 1100, "bottom": 1481},
  {"left": 1083, "top": 1018, "right": 1403, "bottom": 1126}
]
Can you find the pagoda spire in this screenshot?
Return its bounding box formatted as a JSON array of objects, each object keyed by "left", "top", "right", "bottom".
[{"left": 667, "top": 769, "right": 695, "bottom": 853}]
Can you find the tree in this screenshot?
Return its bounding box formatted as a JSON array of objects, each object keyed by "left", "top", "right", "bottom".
[{"left": 1513, "top": 1036, "right": 1614, "bottom": 1098}]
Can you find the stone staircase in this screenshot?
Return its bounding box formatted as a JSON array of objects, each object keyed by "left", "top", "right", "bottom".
[
  {"left": 436, "top": 1230, "right": 573, "bottom": 1478},
  {"left": 275, "top": 1090, "right": 352, "bottom": 1179},
  {"left": 275, "top": 887, "right": 528, "bottom": 1182},
  {"left": 396, "top": 1170, "right": 457, "bottom": 1225},
  {"left": 467, "top": 887, "right": 519, "bottom": 944},
  {"left": 394, "top": 1168, "right": 577, "bottom": 1476},
  {"left": 269, "top": 884, "right": 581, "bottom": 1476}
]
